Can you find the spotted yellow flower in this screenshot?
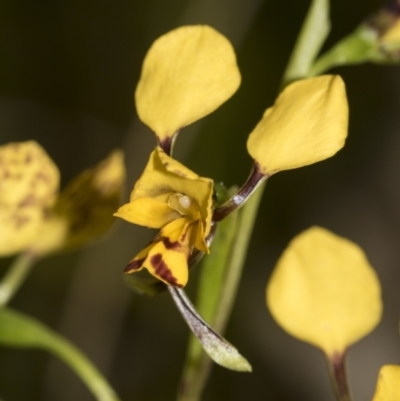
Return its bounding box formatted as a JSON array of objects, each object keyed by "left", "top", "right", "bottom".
[
  {"left": 0, "top": 141, "right": 125, "bottom": 257},
  {"left": 114, "top": 147, "right": 213, "bottom": 287}
]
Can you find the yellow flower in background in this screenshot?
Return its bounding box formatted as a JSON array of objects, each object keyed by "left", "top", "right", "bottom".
[
  {"left": 0, "top": 141, "right": 125, "bottom": 257},
  {"left": 115, "top": 147, "right": 213, "bottom": 287},
  {"left": 372, "top": 365, "right": 400, "bottom": 401},
  {"left": 135, "top": 25, "right": 241, "bottom": 143},
  {"left": 0, "top": 141, "right": 59, "bottom": 256},
  {"left": 267, "top": 226, "right": 382, "bottom": 357},
  {"left": 247, "top": 75, "right": 348, "bottom": 175},
  {"left": 34, "top": 150, "right": 125, "bottom": 255}
]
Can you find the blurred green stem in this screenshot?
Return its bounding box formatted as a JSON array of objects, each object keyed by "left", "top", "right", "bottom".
[
  {"left": 178, "top": 188, "right": 261, "bottom": 401},
  {"left": 46, "top": 330, "right": 122, "bottom": 401},
  {"left": 179, "top": 0, "right": 332, "bottom": 399},
  {"left": 0, "top": 252, "right": 38, "bottom": 307},
  {"left": 0, "top": 307, "right": 121, "bottom": 401}
]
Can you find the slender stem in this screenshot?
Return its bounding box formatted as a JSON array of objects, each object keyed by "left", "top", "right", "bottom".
[
  {"left": 282, "top": 0, "right": 330, "bottom": 84},
  {"left": 178, "top": 211, "right": 239, "bottom": 401},
  {"left": 212, "top": 183, "right": 265, "bottom": 332},
  {"left": 179, "top": 1, "right": 333, "bottom": 398},
  {"left": 45, "top": 333, "right": 122, "bottom": 401},
  {"left": 213, "top": 164, "right": 266, "bottom": 222},
  {"left": 326, "top": 352, "right": 353, "bottom": 401},
  {"left": 0, "top": 251, "right": 38, "bottom": 307}
]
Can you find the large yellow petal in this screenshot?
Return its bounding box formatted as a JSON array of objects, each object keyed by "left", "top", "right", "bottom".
[
  {"left": 267, "top": 226, "right": 382, "bottom": 356},
  {"left": 0, "top": 141, "right": 60, "bottom": 256},
  {"left": 135, "top": 25, "right": 241, "bottom": 140},
  {"left": 372, "top": 365, "right": 400, "bottom": 401},
  {"left": 247, "top": 75, "right": 348, "bottom": 175},
  {"left": 115, "top": 198, "right": 179, "bottom": 228}
]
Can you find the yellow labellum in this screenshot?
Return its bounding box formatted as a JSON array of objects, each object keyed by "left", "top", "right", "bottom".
[
  {"left": 247, "top": 75, "right": 348, "bottom": 175},
  {"left": 0, "top": 141, "right": 59, "bottom": 256},
  {"left": 135, "top": 25, "right": 241, "bottom": 140},
  {"left": 372, "top": 365, "right": 400, "bottom": 401},
  {"left": 267, "top": 226, "right": 382, "bottom": 356}
]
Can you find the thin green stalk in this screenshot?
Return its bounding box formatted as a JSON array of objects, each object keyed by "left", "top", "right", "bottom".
[
  {"left": 0, "top": 252, "right": 38, "bottom": 307},
  {"left": 45, "top": 332, "right": 121, "bottom": 401},
  {"left": 178, "top": 1, "right": 332, "bottom": 399},
  {"left": 0, "top": 307, "right": 122, "bottom": 401},
  {"left": 212, "top": 183, "right": 265, "bottom": 332},
  {"left": 177, "top": 185, "right": 265, "bottom": 401},
  {"left": 282, "top": 0, "right": 330, "bottom": 84}
]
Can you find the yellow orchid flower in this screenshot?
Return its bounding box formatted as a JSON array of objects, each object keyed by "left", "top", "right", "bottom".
[
  {"left": 0, "top": 141, "right": 60, "bottom": 256},
  {"left": 0, "top": 141, "right": 125, "bottom": 257},
  {"left": 135, "top": 25, "right": 241, "bottom": 150},
  {"left": 115, "top": 147, "right": 214, "bottom": 288}
]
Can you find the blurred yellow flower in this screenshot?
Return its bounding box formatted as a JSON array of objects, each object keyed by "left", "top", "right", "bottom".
[
  {"left": 0, "top": 141, "right": 125, "bottom": 257},
  {"left": 267, "top": 226, "right": 382, "bottom": 356},
  {"left": 372, "top": 365, "right": 400, "bottom": 401},
  {"left": 34, "top": 150, "right": 125, "bottom": 255},
  {"left": 247, "top": 75, "right": 348, "bottom": 175},
  {"left": 115, "top": 147, "right": 213, "bottom": 287},
  {"left": 0, "top": 141, "right": 59, "bottom": 256},
  {"left": 135, "top": 25, "right": 241, "bottom": 144}
]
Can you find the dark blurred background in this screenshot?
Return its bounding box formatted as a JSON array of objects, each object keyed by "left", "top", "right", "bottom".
[{"left": 1, "top": 0, "right": 400, "bottom": 400}]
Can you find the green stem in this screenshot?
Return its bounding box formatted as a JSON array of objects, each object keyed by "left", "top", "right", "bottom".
[
  {"left": 0, "top": 307, "right": 121, "bottom": 401},
  {"left": 282, "top": 0, "right": 330, "bottom": 84},
  {"left": 179, "top": 1, "right": 332, "bottom": 398},
  {"left": 212, "top": 183, "right": 265, "bottom": 332},
  {"left": 45, "top": 333, "right": 121, "bottom": 401},
  {"left": 177, "top": 185, "right": 266, "bottom": 401},
  {"left": 0, "top": 252, "right": 38, "bottom": 307}
]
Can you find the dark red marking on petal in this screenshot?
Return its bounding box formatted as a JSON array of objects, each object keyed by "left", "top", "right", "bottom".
[
  {"left": 124, "top": 258, "right": 145, "bottom": 273},
  {"left": 162, "top": 237, "right": 180, "bottom": 250},
  {"left": 150, "top": 253, "right": 182, "bottom": 287}
]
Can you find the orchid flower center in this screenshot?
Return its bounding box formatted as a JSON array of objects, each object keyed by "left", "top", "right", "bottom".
[
  {"left": 178, "top": 195, "right": 191, "bottom": 209},
  {"left": 168, "top": 193, "right": 199, "bottom": 220}
]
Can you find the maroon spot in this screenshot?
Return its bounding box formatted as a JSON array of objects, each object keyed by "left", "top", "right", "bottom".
[
  {"left": 18, "top": 194, "right": 36, "bottom": 208},
  {"left": 25, "top": 153, "right": 32, "bottom": 164},
  {"left": 162, "top": 237, "right": 180, "bottom": 250},
  {"left": 124, "top": 258, "right": 145, "bottom": 273},
  {"left": 150, "top": 253, "right": 181, "bottom": 287},
  {"left": 36, "top": 172, "right": 49, "bottom": 182},
  {"left": 14, "top": 215, "right": 30, "bottom": 229}
]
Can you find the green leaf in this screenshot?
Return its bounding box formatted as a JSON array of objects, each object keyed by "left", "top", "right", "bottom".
[{"left": 0, "top": 308, "right": 121, "bottom": 401}]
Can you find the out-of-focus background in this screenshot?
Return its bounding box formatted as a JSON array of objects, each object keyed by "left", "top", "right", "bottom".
[{"left": 1, "top": 0, "right": 400, "bottom": 400}]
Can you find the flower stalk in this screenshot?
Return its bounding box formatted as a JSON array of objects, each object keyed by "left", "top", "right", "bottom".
[
  {"left": 327, "top": 352, "right": 353, "bottom": 401},
  {"left": 0, "top": 251, "right": 38, "bottom": 307},
  {"left": 213, "top": 163, "right": 266, "bottom": 222}
]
